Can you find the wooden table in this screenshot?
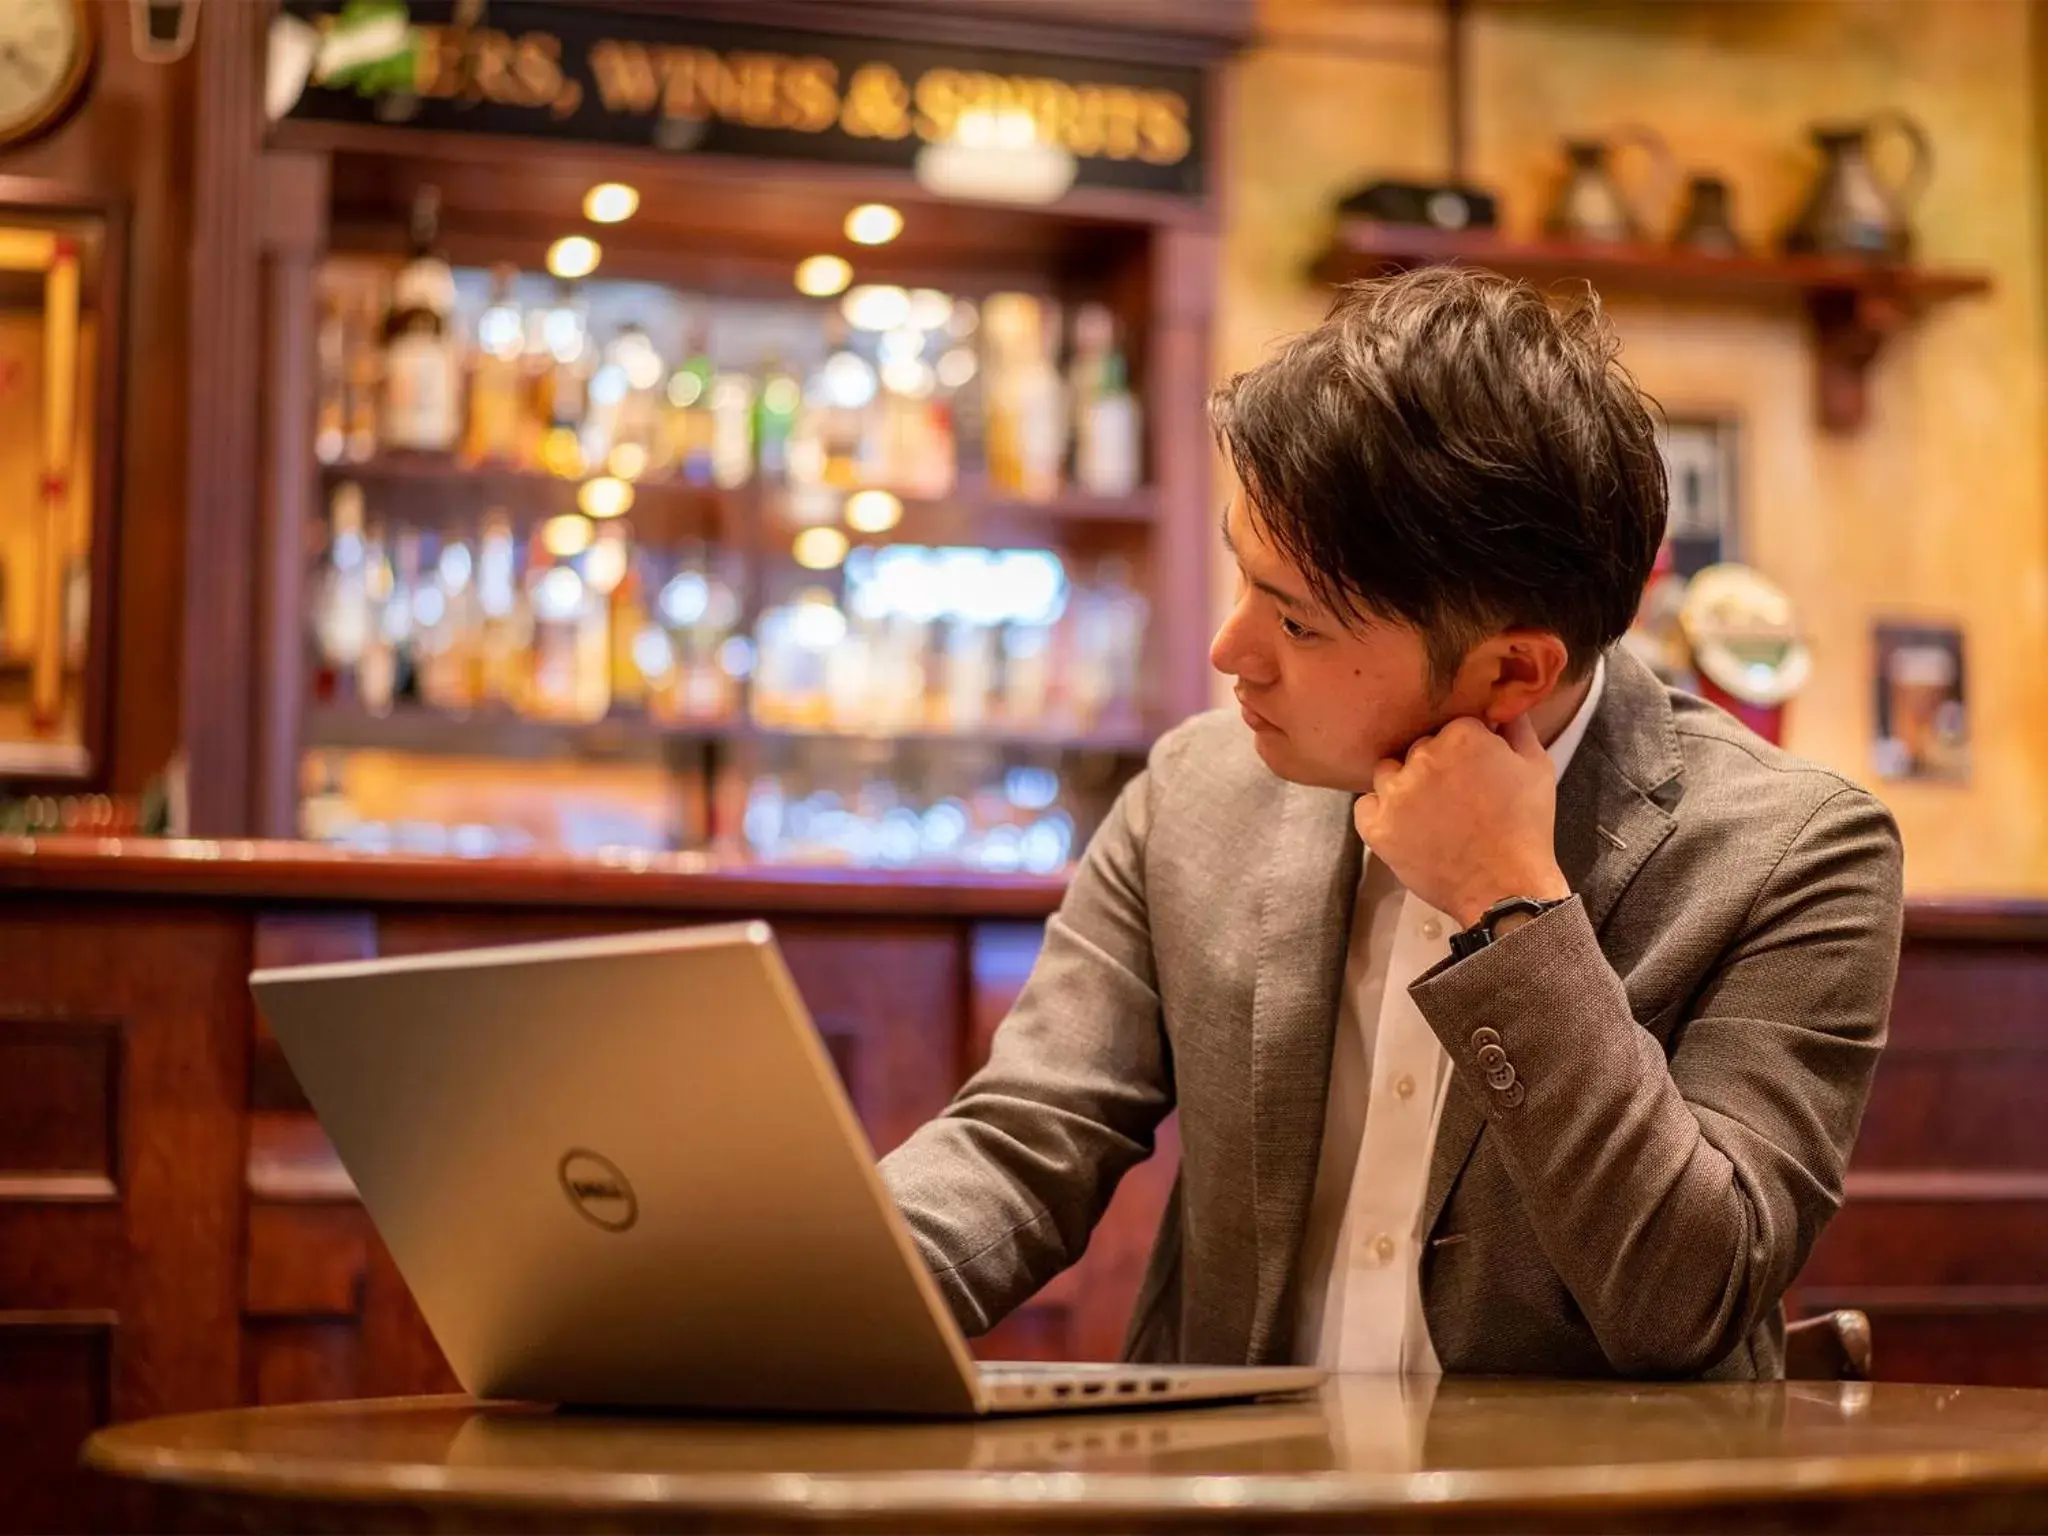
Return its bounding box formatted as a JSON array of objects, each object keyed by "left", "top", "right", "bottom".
[{"left": 83, "top": 1378, "right": 2048, "bottom": 1533}]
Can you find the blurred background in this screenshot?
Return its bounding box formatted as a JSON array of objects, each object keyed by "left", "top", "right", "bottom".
[
  {"left": 5, "top": 0, "right": 2037, "bottom": 886},
  {"left": 1, "top": 2, "right": 2046, "bottom": 1526}
]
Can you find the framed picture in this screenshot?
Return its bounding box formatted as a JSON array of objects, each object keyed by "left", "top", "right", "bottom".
[
  {"left": 1872, "top": 620, "right": 1969, "bottom": 782},
  {"left": 0, "top": 176, "right": 127, "bottom": 785},
  {"left": 1655, "top": 415, "right": 1738, "bottom": 575}
]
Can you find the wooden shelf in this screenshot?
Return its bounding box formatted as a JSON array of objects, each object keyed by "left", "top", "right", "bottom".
[
  {"left": 318, "top": 458, "right": 1157, "bottom": 540},
  {"left": 302, "top": 701, "right": 1153, "bottom": 763},
  {"left": 1312, "top": 221, "right": 1994, "bottom": 433}
]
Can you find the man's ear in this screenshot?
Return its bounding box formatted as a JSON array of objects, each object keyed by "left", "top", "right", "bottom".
[{"left": 1459, "top": 631, "right": 1572, "bottom": 726}]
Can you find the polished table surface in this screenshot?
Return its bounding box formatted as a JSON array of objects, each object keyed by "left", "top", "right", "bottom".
[{"left": 83, "top": 1379, "right": 2048, "bottom": 1533}]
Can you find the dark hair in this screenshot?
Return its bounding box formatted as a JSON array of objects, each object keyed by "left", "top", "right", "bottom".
[{"left": 1208, "top": 266, "right": 1666, "bottom": 690}]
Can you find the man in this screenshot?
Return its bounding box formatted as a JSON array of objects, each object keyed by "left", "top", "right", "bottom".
[{"left": 879, "top": 267, "right": 1904, "bottom": 1380}]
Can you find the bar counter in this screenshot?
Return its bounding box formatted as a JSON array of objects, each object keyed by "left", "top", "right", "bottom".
[
  {"left": 2, "top": 836, "right": 2046, "bottom": 1534},
  {"left": 1, "top": 835, "right": 1069, "bottom": 917}
]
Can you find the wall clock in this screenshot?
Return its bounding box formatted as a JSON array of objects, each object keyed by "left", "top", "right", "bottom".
[{"left": 0, "top": 0, "right": 96, "bottom": 151}]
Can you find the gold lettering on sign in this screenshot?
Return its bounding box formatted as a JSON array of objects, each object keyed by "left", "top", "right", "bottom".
[
  {"left": 841, "top": 63, "right": 912, "bottom": 139},
  {"left": 465, "top": 31, "right": 515, "bottom": 104},
  {"left": 1137, "top": 91, "right": 1190, "bottom": 164},
  {"left": 411, "top": 25, "right": 466, "bottom": 99},
  {"left": 912, "top": 66, "right": 966, "bottom": 143},
  {"left": 384, "top": 29, "right": 1192, "bottom": 172},
  {"left": 589, "top": 38, "right": 660, "bottom": 113},
  {"left": 780, "top": 58, "right": 841, "bottom": 133}
]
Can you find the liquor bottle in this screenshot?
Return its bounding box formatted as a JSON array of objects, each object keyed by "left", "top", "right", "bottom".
[
  {"left": 344, "top": 286, "right": 383, "bottom": 462},
  {"left": 664, "top": 323, "right": 717, "bottom": 486},
  {"left": 314, "top": 287, "right": 348, "bottom": 465},
  {"left": 473, "top": 510, "right": 525, "bottom": 708},
  {"left": 1070, "top": 303, "right": 1141, "bottom": 497},
  {"left": 518, "top": 297, "right": 557, "bottom": 470},
  {"left": 525, "top": 534, "right": 583, "bottom": 721},
  {"left": 605, "top": 540, "right": 653, "bottom": 712},
  {"left": 462, "top": 263, "right": 526, "bottom": 466},
  {"left": 356, "top": 522, "right": 398, "bottom": 716},
  {"left": 381, "top": 187, "right": 459, "bottom": 453},
  {"left": 709, "top": 366, "right": 756, "bottom": 489},
  {"left": 983, "top": 293, "right": 1064, "bottom": 500},
  {"left": 593, "top": 317, "right": 663, "bottom": 475},
  {"left": 312, "top": 480, "right": 371, "bottom": 701},
  {"left": 1014, "top": 299, "right": 1068, "bottom": 502},
  {"left": 753, "top": 354, "right": 801, "bottom": 483},
  {"left": 807, "top": 314, "right": 876, "bottom": 492},
  {"left": 420, "top": 536, "right": 480, "bottom": 713},
  {"left": 540, "top": 280, "right": 593, "bottom": 479},
  {"left": 573, "top": 533, "right": 619, "bottom": 724},
  {"left": 386, "top": 527, "right": 425, "bottom": 705}
]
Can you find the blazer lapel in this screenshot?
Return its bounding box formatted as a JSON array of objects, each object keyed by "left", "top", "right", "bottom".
[
  {"left": 1421, "top": 648, "right": 1686, "bottom": 1237},
  {"left": 1242, "top": 780, "right": 1362, "bottom": 1362}
]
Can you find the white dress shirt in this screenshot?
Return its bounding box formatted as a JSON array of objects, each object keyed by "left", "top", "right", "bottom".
[{"left": 1292, "top": 658, "right": 1607, "bottom": 1375}]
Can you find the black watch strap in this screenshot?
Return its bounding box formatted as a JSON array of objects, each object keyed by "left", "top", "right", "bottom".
[{"left": 1448, "top": 895, "right": 1568, "bottom": 961}]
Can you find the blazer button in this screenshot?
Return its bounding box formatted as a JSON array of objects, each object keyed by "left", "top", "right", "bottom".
[
  {"left": 1471, "top": 1027, "right": 1503, "bottom": 1052},
  {"left": 1500, "top": 1080, "right": 1526, "bottom": 1108},
  {"left": 1486, "top": 1061, "right": 1518, "bottom": 1092},
  {"left": 1476, "top": 1043, "right": 1508, "bottom": 1073}
]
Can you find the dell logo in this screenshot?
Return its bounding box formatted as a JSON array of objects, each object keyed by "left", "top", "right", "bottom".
[{"left": 557, "top": 1148, "right": 638, "bottom": 1233}]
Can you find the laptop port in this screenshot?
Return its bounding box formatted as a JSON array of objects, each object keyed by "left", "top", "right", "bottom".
[
  {"left": 1052, "top": 1384, "right": 1072, "bottom": 1398},
  {"left": 1150, "top": 1378, "right": 1172, "bottom": 1392},
  {"left": 1081, "top": 1381, "right": 1106, "bottom": 1396},
  {"left": 1115, "top": 1381, "right": 1137, "bottom": 1394}
]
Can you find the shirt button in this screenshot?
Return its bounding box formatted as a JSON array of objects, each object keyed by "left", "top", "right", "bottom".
[
  {"left": 1373, "top": 1233, "right": 1397, "bottom": 1265},
  {"left": 1421, "top": 918, "right": 1442, "bottom": 941},
  {"left": 1395, "top": 1073, "right": 1416, "bottom": 1100}
]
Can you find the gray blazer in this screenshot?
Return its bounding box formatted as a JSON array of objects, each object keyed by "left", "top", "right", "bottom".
[{"left": 880, "top": 647, "right": 1905, "bottom": 1379}]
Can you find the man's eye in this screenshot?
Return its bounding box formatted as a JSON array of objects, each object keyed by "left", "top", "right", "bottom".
[{"left": 1279, "top": 615, "right": 1316, "bottom": 642}]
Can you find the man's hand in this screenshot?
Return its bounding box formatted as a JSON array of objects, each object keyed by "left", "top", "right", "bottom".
[{"left": 1352, "top": 713, "right": 1571, "bottom": 932}]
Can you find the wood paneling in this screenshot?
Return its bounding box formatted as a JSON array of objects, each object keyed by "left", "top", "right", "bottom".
[
  {"left": 0, "top": 1017, "right": 119, "bottom": 1188},
  {"left": 180, "top": 0, "right": 265, "bottom": 832},
  {"left": 2, "top": 856, "right": 2044, "bottom": 1534},
  {"left": 246, "top": 1204, "right": 368, "bottom": 1319},
  {"left": 0, "top": 2, "right": 195, "bottom": 795},
  {"left": 778, "top": 922, "right": 964, "bottom": 1156},
  {"left": 1853, "top": 1053, "right": 2048, "bottom": 1167},
  {"left": 0, "top": 1313, "right": 112, "bottom": 1536},
  {"left": 246, "top": 1321, "right": 364, "bottom": 1407}
]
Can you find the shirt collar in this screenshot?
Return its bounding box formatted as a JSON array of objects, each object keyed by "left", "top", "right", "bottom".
[{"left": 1544, "top": 653, "right": 1607, "bottom": 784}]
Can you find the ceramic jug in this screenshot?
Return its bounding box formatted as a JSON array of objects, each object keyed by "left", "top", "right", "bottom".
[
  {"left": 1782, "top": 110, "right": 1931, "bottom": 260},
  {"left": 1544, "top": 126, "right": 1675, "bottom": 243}
]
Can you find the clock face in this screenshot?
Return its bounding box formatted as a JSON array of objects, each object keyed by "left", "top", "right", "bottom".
[{"left": 0, "top": 0, "right": 87, "bottom": 144}]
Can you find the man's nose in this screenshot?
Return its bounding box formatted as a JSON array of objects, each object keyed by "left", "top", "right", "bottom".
[{"left": 1209, "top": 599, "right": 1270, "bottom": 683}]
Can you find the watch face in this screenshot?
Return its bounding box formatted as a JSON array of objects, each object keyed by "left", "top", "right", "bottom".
[{"left": 0, "top": 0, "right": 85, "bottom": 143}]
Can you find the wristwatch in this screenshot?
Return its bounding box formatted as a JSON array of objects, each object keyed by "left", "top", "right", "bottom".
[{"left": 1448, "top": 895, "right": 1570, "bottom": 962}]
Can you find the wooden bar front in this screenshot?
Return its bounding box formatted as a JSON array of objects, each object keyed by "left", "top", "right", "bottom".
[{"left": 2, "top": 839, "right": 2044, "bottom": 1533}]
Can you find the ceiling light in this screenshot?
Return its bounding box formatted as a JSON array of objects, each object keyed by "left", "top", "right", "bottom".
[
  {"left": 844, "top": 203, "right": 904, "bottom": 245},
  {"left": 607, "top": 442, "right": 648, "bottom": 481},
  {"left": 542, "top": 514, "right": 594, "bottom": 558},
  {"left": 914, "top": 107, "right": 1076, "bottom": 206},
  {"left": 547, "top": 235, "right": 601, "bottom": 280},
  {"left": 793, "top": 526, "right": 851, "bottom": 571},
  {"left": 845, "top": 490, "right": 904, "bottom": 534},
  {"left": 795, "top": 254, "right": 852, "bottom": 297},
  {"left": 908, "top": 288, "right": 953, "bottom": 331},
  {"left": 583, "top": 183, "right": 640, "bottom": 224},
  {"left": 577, "top": 476, "right": 635, "bottom": 520},
  {"left": 842, "top": 284, "right": 911, "bottom": 332}
]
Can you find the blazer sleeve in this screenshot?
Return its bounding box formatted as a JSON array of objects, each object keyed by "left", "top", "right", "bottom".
[
  {"left": 1408, "top": 783, "right": 1904, "bottom": 1376},
  {"left": 877, "top": 752, "right": 1174, "bottom": 1336}
]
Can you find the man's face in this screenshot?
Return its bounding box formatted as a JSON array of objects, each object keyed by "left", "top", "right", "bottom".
[{"left": 1209, "top": 491, "right": 1451, "bottom": 794}]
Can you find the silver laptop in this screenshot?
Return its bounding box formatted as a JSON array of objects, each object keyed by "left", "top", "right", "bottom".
[{"left": 250, "top": 921, "right": 1321, "bottom": 1417}]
